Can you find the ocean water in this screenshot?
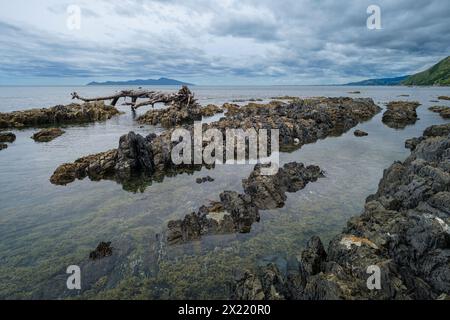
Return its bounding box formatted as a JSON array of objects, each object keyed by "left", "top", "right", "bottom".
[{"left": 0, "top": 85, "right": 449, "bottom": 299}]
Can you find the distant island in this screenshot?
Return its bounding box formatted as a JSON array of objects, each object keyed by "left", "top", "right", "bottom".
[
  {"left": 87, "top": 77, "right": 194, "bottom": 86},
  {"left": 343, "top": 56, "right": 449, "bottom": 86}
]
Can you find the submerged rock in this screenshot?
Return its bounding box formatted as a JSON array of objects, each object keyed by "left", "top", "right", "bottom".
[
  {"left": 438, "top": 95, "right": 450, "bottom": 101},
  {"left": 429, "top": 106, "right": 450, "bottom": 119},
  {"left": 32, "top": 128, "right": 65, "bottom": 142},
  {"left": 196, "top": 176, "right": 214, "bottom": 184},
  {"left": 382, "top": 101, "right": 421, "bottom": 129},
  {"left": 234, "top": 123, "right": 450, "bottom": 300},
  {"left": 0, "top": 132, "right": 16, "bottom": 143},
  {"left": 354, "top": 129, "right": 368, "bottom": 137},
  {"left": 0, "top": 143, "right": 7, "bottom": 150},
  {"left": 167, "top": 162, "right": 323, "bottom": 244},
  {"left": 0, "top": 102, "right": 120, "bottom": 129},
  {"left": 89, "top": 242, "right": 113, "bottom": 260}
]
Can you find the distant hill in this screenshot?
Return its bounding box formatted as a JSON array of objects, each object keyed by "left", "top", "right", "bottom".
[
  {"left": 402, "top": 56, "right": 450, "bottom": 86},
  {"left": 87, "top": 77, "right": 194, "bottom": 86},
  {"left": 344, "top": 75, "right": 409, "bottom": 86}
]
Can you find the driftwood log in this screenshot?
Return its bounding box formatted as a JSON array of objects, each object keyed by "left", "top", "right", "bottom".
[{"left": 71, "top": 86, "right": 194, "bottom": 110}]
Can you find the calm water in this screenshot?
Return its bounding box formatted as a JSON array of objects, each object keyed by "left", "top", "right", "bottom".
[{"left": 0, "top": 86, "right": 449, "bottom": 299}]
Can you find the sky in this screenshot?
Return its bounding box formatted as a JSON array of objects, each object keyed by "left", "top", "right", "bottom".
[{"left": 0, "top": 0, "right": 449, "bottom": 85}]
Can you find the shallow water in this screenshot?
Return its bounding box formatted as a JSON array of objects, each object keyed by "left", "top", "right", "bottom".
[{"left": 0, "top": 85, "right": 449, "bottom": 299}]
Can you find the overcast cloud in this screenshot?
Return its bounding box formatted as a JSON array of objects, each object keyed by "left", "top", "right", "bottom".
[{"left": 0, "top": 0, "right": 449, "bottom": 85}]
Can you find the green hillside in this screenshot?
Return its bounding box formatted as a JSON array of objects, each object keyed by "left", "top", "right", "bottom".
[{"left": 402, "top": 56, "right": 450, "bottom": 86}]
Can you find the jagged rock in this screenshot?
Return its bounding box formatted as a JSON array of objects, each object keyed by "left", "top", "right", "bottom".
[
  {"left": 50, "top": 150, "right": 117, "bottom": 185},
  {"left": 0, "top": 143, "right": 7, "bottom": 150},
  {"left": 167, "top": 162, "right": 323, "bottom": 244},
  {"left": 0, "top": 132, "right": 16, "bottom": 143},
  {"left": 242, "top": 162, "right": 323, "bottom": 209},
  {"left": 382, "top": 101, "right": 421, "bottom": 129},
  {"left": 429, "top": 106, "right": 450, "bottom": 119},
  {"left": 89, "top": 242, "right": 113, "bottom": 260},
  {"left": 196, "top": 176, "right": 214, "bottom": 184},
  {"left": 354, "top": 129, "right": 368, "bottom": 137},
  {"left": 200, "top": 104, "right": 223, "bottom": 117},
  {"left": 234, "top": 123, "right": 450, "bottom": 300},
  {"left": 0, "top": 102, "right": 120, "bottom": 129},
  {"left": 115, "top": 132, "right": 154, "bottom": 177},
  {"left": 50, "top": 97, "right": 380, "bottom": 187},
  {"left": 32, "top": 128, "right": 65, "bottom": 142},
  {"left": 137, "top": 87, "right": 202, "bottom": 127}
]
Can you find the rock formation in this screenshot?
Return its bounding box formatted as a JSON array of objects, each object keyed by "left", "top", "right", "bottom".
[
  {"left": 89, "top": 242, "right": 113, "bottom": 260},
  {"left": 0, "top": 132, "right": 16, "bottom": 143},
  {"left": 32, "top": 128, "right": 65, "bottom": 142},
  {"left": 166, "top": 162, "right": 324, "bottom": 245},
  {"left": 429, "top": 106, "right": 450, "bottom": 119},
  {"left": 50, "top": 97, "right": 380, "bottom": 189},
  {"left": 0, "top": 102, "right": 120, "bottom": 129},
  {"left": 382, "top": 101, "right": 421, "bottom": 129},
  {"left": 0, "top": 132, "right": 16, "bottom": 151},
  {"left": 234, "top": 123, "right": 450, "bottom": 300},
  {"left": 354, "top": 129, "right": 368, "bottom": 137}
]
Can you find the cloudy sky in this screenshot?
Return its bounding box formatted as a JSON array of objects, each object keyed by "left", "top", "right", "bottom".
[{"left": 0, "top": 0, "right": 449, "bottom": 85}]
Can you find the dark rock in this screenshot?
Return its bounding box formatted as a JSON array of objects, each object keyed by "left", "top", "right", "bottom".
[
  {"left": 200, "top": 104, "right": 223, "bottom": 117},
  {"left": 234, "top": 123, "right": 450, "bottom": 300},
  {"left": 137, "top": 87, "right": 203, "bottom": 127},
  {"left": 438, "top": 96, "right": 450, "bottom": 100},
  {"left": 50, "top": 97, "right": 380, "bottom": 188},
  {"left": 0, "top": 143, "right": 7, "bottom": 150},
  {"left": 0, "top": 132, "right": 16, "bottom": 143},
  {"left": 32, "top": 128, "right": 65, "bottom": 142},
  {"left": 196, "top": 176, "right": 214, "bottom": 184},
  {"left": 89, "top": 242, "right": 113, "bottom": 260},
  {"left": 0, "top": 102, "right": 120, "bottom": 129},
  {"left": 429, "top": 106, "right": 450, "bottom": 119},
  {"left": 354, "top": 129, "right": 368, "bottom": 137},
  {"left": 382, "top": 101, "right": 421, "bottom": 129},
  {"left": 167, "top": 162, "right": 323, "bottom": 244}
]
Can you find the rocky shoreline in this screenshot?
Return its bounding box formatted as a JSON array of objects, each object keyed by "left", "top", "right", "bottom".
[
  {"left": 49, "top": 97, "right": 381, "bottom": 188},
  {"left": 233, "top": 123, "right": 450, "bottom": 300},
  {"left": 0, "top": 102, "right": 120, "bottom": 129}
]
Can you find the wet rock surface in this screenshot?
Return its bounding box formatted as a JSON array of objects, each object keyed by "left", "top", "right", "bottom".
[
  {"left": 429, "top": 106, "right": 450, "bottom": 119},
  {"left": 438, "top": 96, "right": 450, "bottom": 101},
  {"left": 0, "top": 143, "right": 7, "bottom": 150},
  {"left": 166, "top": 162, "right": 323, "bottom": 245},
  {"left": 89, "top": 242, "right": 113, "bottom": 260},
  {"left": 354, "top": 129, "right": 368, "bottom": 137},
  {"left": 234, "top": 123, "right": 450, "bottom": 300},
  {"left": 50, "top": 97, "right": 380, "bottom": 188},
  {"left": 32, "top": 128, "right": 65, "bottom": 142},
  {"left": 137, "top": 87, "right": 203, "bottom": 128},
  {"left": 0, "top": 102, "right": 120, "bottom": 129},
  {"left": 0, "top": 132, "right": 16, "bottom": 143},
  {"left": 382, "top": 101, "right": 421, "bottom": 129},
  {"left": 200, "top": 104, "right": 223, "bottom": 117},
  {"left": 196, "top": 176, "right": 214, "bottom": 184}
]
